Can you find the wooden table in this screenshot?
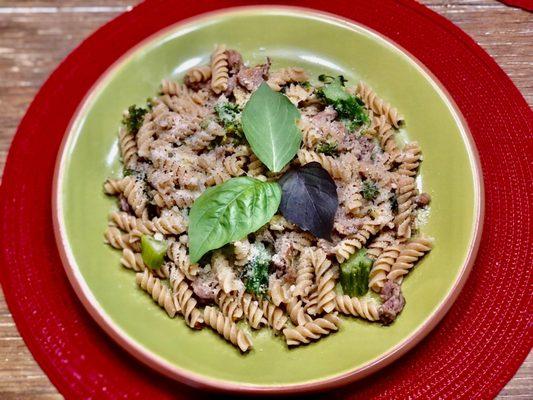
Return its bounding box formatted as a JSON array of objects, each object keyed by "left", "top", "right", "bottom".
[{"left": 0, "top": 1, "right": 531, "bottom": 398}]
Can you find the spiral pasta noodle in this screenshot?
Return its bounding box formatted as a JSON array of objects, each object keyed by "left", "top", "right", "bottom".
[
  {"left": 210, "top": 44, "right": 229, "bottom": 94},
  {"left": 335, "top": 295, "right": 380, "bottom": 321},
  {"left": 372, "top": 115, "right": 400, "bottom": 165},
  {"left": 203, "top": 306, "right": 252, "bottom": 352},
  {"left": 369, "top": 243, "right": 402, "bottom": 292},
  {"left": 357, "top": 81, "right": 404, "bottom": 128},
  {"left": 366, "top": 232, "right": 396, "bottom": 260},
  {"left": 283, "top": 313, "right": 341, "bottom": 346},
  {"left": 104, "top": 226, "right": 138, "bottom": 251},
  {"left": 398, "top": 142, "right": 422, "bottom": 177},
  {"left": 294, "top": 250, "right": 315, "bottom": 297},
  {"left": 268, "top": 279, "right": 292, "bottom": 307},
  {"left": 387, "top": 236, "right": 434, "bottom": 283},
  {"left": 311, "top": 248, "right": 337, "bottom": 314},
  {"left": 297, "top": 149, "right": 350, "bottom": 181},
  {"left": 215, "top": 291, "right": 243, "bottom": 322},
  {"left": 109, "top": 211, "right": 155, "bottom": 235},
  {"left": 260, "top": 300, "right": 288, "bottom": 332},
  {"left": 167, "top": 240, "right": 199, "bottom": 279},
  {"left": 394, "top": 176, "right": 417, "bottom": 238},
  {"left": 136, "top": 270, "right": 177, "bottom": 318},
  {"left": 120, "top": 248, "right": 169, "bottom": 279},
  {"left": 286, "top": 297, "right": 312, "bottom": 326},
  {"left": 267, "top": 67, "right": 309, "bottom": 91},
  {"left": 184, "top": 65, "right": 212, "bottom": 85},
  {"left": 169, "top": 267, "right": 203, "bottom": 329},
  {"left": 118, "top": 127, "right": 138, "bottom": 168},
  {"left": 241, "top": 293, "right": 266, "bottom": 329},
  {"left": 334, "top": 224, "right": 380, "bottom": 263}
]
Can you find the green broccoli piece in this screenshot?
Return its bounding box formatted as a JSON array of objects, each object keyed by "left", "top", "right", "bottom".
[
  {"left": 340, "top": 248, "right": 373, "bottom": 297},
  {"left": 242, "top": 243, "right": 271, "bottom": 297},
  {"left": 122, "top": 105, "right": 148, "bottom": 134},
  {"left": 316, "top": 75, "right": 369, "bottom": 131},
  {"left": 361, "top": 179, "right": 379, "bottom": 201},
  {"left": 316, "top": 141, "right": 339, "bottom": 156},
  {"left": 214, "top": 102, "right": 243, "bottom": 137},
  {"left": 123, "top": 168, "right": 136, "bottom": 177}
]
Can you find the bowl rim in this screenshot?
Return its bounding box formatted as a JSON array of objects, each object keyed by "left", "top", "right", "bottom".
[{"left": 52, "top": 5, "right": 484, "bottom": 395}]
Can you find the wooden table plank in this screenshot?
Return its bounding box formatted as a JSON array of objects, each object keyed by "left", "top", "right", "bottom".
[{"left": 0, "top": 1, "right": 531, "bottom": 398}]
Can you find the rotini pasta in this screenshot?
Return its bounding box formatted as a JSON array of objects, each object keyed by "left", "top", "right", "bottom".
[
  {"left": 283, "top": 313, "right": 341, "bottom": 346},
  {"left": 103, "top": 46, "right": 433, "bottom": 351},
  {"left": 169, "top": 267, "right": 203, "bottom": 329},
  {"left": 215, "top": 290, "right": 243, "bottom": 321},
  {"left": 260, "top": 300, "right": 288, "bottom": 332},
  {"left": 267, "top": 67, "right": 309, "bottom": 91},
  {"left": 210, "top": 44, "right": 229, "bottom": 94},
  {"left": 387, "top": 236, "right": 434, "bottom": 283},
  {"left": 310, "top": 248, "right": 337, "bottom": 314},
  {"left": 394, "top": 176, "right": 417, "bottom": 238},
  {"left": 184, "top": 65, "right": 212, "bottom": 85},
  {"left": 335, "top": 295, "right": 380, "bottom": 321},
  {"left": 368, "top": 243, "right": 402, "bottom": 292},
  {"left": 203, "top": 306, "right": 252, "bottom": 352},
  {"left": 136, "top": 270, "right": 177, "bottom": 318},
  {"left": 357, "top": 81, "right": 404, "bottom": 128},
  {"left": 241, "top": 293, "right": 266, "bottom": 329}
]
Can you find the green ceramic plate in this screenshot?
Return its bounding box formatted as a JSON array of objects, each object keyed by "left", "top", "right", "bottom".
[{"left": 54, "top": 6, "right": 483, "bottom": 394}]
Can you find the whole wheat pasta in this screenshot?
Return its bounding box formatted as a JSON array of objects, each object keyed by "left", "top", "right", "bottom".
[
  {"left": 169, "top": 267, "right": 203, "bottom": 329},
  {"left": 369, "top": 243, "right": 402, "bottom": 292},
  {"left": 387, "top": 237, "right": 434, "bottom": 283},
  {"left": 335, "top": 295, "right": 380, "bottom": 321},
  {"left": 184, "top": 65, "right": 212, "bottom": 85},
  {"left": 210, "top": 44, "right": 229, "bottom": 94},
  {"left": 203, "top": 306, "right": 252, "bottom": 352},
  {"left": 102, "top": 46, "right": 433, "bottom": 351},
  {"left": 136, "top": 270, "right": 177, "bottom": 318},
  {"left": 260, "top": 299, "right": 288, "bottom": 332},
  {"left": 283, "top": 313, "right": 341, "bottom": 346},
  {"left": 357, "top": 81, "right": 404, "bottom": 128}
]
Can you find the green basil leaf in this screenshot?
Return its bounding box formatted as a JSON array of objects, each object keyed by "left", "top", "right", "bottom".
[
  {"left": 188, "top": 177, "right": 281, "bottom": 262},
  {"left": 242, "top": 82, "right": 301, "bottom": 172}
]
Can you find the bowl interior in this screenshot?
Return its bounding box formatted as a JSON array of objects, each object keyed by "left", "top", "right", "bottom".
[{"left": 56, "top": 7, "right": 480, "bottom": 389}]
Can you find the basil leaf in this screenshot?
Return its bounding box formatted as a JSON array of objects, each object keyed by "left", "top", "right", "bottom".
[
  {"left": 188, "top": 177, "right": 281, "bottom": 262},
  {"left": 242, "top": 82, "right": 301, "bottom": 172},
  {"left": 278, "top": 162, "right": 338, "bottom": 240}
]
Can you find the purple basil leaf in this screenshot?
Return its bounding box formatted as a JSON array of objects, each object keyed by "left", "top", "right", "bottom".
[{"left": 278, "top": 162, "right": 338, "bottom": 240}]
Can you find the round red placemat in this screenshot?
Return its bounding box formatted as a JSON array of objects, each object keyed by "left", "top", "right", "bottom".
[
  {"left": 498, "top": 0, "right": 533, "bottom": 11},
  {"left": 0, "top": 0, "right": 531, "bottom": 398}
]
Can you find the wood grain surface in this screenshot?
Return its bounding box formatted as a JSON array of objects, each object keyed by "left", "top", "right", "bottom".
[{"left": 0, "top": 1, "right": 531, "bottom": 398}]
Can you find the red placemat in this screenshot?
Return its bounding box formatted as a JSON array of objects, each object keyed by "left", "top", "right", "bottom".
[
  {"left": 1, "top": 0, "right": 531, "bottom": 398},
  {"left": 498, "top": 0, "right": 533, "bottom": 11}
]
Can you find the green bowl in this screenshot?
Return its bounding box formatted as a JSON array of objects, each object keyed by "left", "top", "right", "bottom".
[{"left": 53, "top": 6, "right": 483, "bottom": 394}]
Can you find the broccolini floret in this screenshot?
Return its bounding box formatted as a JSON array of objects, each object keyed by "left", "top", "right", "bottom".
[
  {"left": 242, "top": 242, "right": 271, "bottom": 297},
  {"left": 316, "top": 140, "right": 339, "bottom": 156},
  {"left": 340, "top": 248, "right": 373, "bottom": 297},
  {"left": 122, "top": 105, "right": 148, "bottom": 134},
  {"left": 215, "top": 101, "right": 243, "bottom": 137},
  {"left": 361, "top": 179, "right": 379, "bottom": 201},
  {"left": 316, "top": 75, "right": 369, "bottom": 131}
]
